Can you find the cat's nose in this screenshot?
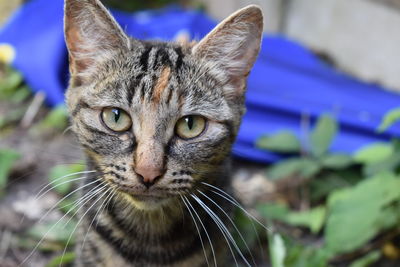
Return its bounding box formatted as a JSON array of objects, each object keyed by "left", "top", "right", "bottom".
[{"left": 135, "top": 166, "right": 163, "bottom": 189}]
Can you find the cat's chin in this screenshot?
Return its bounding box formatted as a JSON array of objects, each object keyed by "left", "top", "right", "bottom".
[{"left": 119, "top": 191, "right": 172, "bottom": 211}]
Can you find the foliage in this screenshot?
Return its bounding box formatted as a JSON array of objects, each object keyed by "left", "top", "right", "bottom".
[
  {"left": 32, "top": 105, "right": 69, "bottom": 133},
  {"left": 325, "top": 172, "right": 400, "bottom": 255},
  {"left": 28, "top": 219, "right": 78, "bottom": 246},
  {"left": 48, "top": 163, "right": 85, "bottom": 195},
  {"left": 0, "top": 148, "right": 20, "bottom": 194},
  {"left": 257, "top": 131, "right": 300, "bottom": 153},
  {"left": 378, "top": 107, "right": 400, "bottom": 132},
  {"left": 269, "top": 233, "right": 286, "bottom": 267},
  {"left": 258, "top": 114, "right": 353, "bottom": 181},
  {"left": 255, "top": 112, "right": 400, "bottom": 266},
  {"left": 45, "top": 252, "right": 76, "bottom": 267}
]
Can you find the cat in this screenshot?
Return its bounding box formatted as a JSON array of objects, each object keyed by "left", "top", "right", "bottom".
[{"left": 64, "top": 0, "right": 263, "bottom": 266}]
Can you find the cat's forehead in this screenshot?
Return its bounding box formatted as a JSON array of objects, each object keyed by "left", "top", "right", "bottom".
[{"left": 84, "top": 41, "right": 231, "bottom": 119}]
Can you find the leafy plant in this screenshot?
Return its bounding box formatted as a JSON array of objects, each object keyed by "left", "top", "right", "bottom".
[
  {"left": 378, "top": 107, "right": 400, "bottom": 132},
  {"left": 0, "top": 66, "right": 30, "bottom": 103},
  {"left": 325, "top": 172, "right": 400, "bottom": 255},
  {"left": 257, "top": 114, "right": 352, "bottom": 181},
  {"left": 0, "top": 148, "right": 20, "bottom": 194},
  {"left": 32, "top": 105, "right": 69, "bottom": 133},
  {"left": 269, "top": 233, "right": 286, "bottom": 267},
  {"left": 255, "top": 112, "right": 400, "bottom": 266},
  {"left": 48, "top": 163, "right": 85, "bottom": 195}
]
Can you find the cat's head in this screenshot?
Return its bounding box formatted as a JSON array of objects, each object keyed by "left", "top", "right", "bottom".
[{"left": 64, "top": 0, "right": 263, "bottom": 210}]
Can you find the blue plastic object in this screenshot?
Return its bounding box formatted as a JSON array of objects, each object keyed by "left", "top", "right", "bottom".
[{"left": 1, "top": 0, "right": 399, "bottom": 163}]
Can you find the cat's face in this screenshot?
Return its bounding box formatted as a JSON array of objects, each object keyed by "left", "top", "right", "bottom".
[{"left": 64, "top": 0, "right": 263, "bottom": 210}]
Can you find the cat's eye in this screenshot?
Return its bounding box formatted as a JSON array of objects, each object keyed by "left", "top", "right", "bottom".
[
  {"left": 175, "top": 115, "right": 206, "bottom": 139},
  {"left": 101, "top": 108, "right": 132, "bottom": 132}
]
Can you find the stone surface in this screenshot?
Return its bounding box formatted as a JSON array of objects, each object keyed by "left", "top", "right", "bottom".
[
  {"left": 285, "top": 0, "right": 400, "bottom": 92},
  {"left": 197, "top": 0, "right": 286, "bottom": 33},
  {"left": 0, "top": 0, "right": 22, "bottom": 26},
  {"left": 199, "top": 0, "right": 400, "bottom": 92}
]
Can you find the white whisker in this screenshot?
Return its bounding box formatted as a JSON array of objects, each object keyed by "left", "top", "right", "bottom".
[
  {"left": 35, "top": 170, "right": 95, "bottom": 199},
  {"left": 59, "top": 187, "right": 113, "bottom": 267},
  {"left": 20, "top": 182, "right": 107, "bottom": 266},
  {"left": 197, "top": 190, "right": 256, "bottom": 266},
  {"left": 201, "top": 182, "right": 270, "bottom": 232},
  {"left": 190, "top": 194, "right": 239, "bottom": 267},
  {"left": 180, "top": 195, "right": 212, "bottom": 267}
]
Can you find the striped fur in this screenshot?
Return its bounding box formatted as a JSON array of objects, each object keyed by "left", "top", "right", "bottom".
[{"left": 64, "top": 0, "right": 263, "bottom": 266}]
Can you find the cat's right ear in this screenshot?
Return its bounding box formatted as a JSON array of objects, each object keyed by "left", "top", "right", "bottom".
[{"left": 64, "top": 0, "right": 131, "bottom": 85}]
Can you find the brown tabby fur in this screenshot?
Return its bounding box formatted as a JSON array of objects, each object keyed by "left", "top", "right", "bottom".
[{"left": 64, "top": 0, "right": 263, "bottom": 266}]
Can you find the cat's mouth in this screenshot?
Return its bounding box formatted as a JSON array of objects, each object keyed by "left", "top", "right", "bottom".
[{"left": 119, "top": 192, "right": 172, "bottom": 210}]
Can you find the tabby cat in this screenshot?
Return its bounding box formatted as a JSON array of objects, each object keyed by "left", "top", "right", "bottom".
[{"left": 64, "top": 0, "right": 263, "bottom": 266}]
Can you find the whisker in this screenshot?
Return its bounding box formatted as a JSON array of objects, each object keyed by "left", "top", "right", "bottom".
[
  {"left": 20, "top": 182, "right": 107, "bottom": 266},
  {"left": 59, "top": 187, "right": 112, "bottom": 267},
  {"left": 201, "top": 182, "right": 270, "bottom": 232},
  {"left": 180, "top": 195, "right": 211, "bottom": 267},
  {"left": 197, "top": 190, "right": 256, "bottom": 266},
  {"left": 190, "top": 194, "right": 239, "bottom": 267},
  {"left": 81, "top": 187, "right": 116, "bottom": 250},
  {"left": 35, "top": 170, "right": 95, "bottom": 199},
  {"left": 36, "top": 178, "right": 102, "bottom": 225}
]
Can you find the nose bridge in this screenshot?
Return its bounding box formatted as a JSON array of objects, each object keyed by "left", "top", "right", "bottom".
[
  {"left": 134, "top": 112, "right": 165, "bottom": 186},
  {"left": 136, "top": 137, "right": 164, "bottom": 169}
]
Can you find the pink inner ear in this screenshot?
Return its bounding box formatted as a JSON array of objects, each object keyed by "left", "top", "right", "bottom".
[
  {"left": 192, "top": 6, "right": 263, "bottom": 95},
  {"left": 64, "top": 0, "right": 133, "bottom": 85}
]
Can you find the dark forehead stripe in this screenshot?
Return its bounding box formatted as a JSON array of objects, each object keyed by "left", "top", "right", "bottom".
[
  {"left": 173, "top": 47, "right": 184, "bottom": 70},
  {"left": 139, "top": 46, "right": 152, "bottom": 72},
  {"left": 71, "top": 99, "right": 90, "bottom": 116}
]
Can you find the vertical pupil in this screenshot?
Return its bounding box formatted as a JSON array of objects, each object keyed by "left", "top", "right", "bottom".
[
  {"left": 112, "top": 109, "right": 121, "bottom": 123},
  {"left": 186, "top": 116, "right": 194, "bottom": 130}
]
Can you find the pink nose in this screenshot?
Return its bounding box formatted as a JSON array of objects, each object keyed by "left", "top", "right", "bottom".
[{"left": 135, "top": 165, "right": 163, "bottom": 188}]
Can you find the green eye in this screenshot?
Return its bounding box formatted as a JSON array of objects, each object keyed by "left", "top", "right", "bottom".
[
  {"left": 101, "top": 108, "right": 132, "bottom": 132},
  {"left": 175, "top": 115, "right": 206, "bottom": 139}
]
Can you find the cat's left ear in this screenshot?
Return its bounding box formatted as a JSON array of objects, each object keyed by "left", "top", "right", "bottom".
[{"left": 192, "top": 5, "right": 263, "bottom": 96}]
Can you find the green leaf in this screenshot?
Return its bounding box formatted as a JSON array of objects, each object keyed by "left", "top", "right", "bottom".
[
  {"left": 257, "top": 203, "right": 290, "bottom": 221},
  {"left": 28, "top": 218, "right": 78, "bottom": 245},
  {"left": 310, "top": 115, "right": 338, "bottom": 157},
  {"left": 310, "top": 172, "right": 360, "bottom": 202},
  {"left": 257, "top": 131, "right": 301, "bottom": 153},
  {"left": 285, "top": 245, "right": 331, "bottom": 267},
  {"left": 233, "top": 208, "right": 261, "bottom": 252},
  {"left": 48, "top": 163, "right": 85, "bottom": 195},
  {"left": 321, "top": 154, "right": 353, "bottom": 169},
  {"left": 349, "top": 251, "right": 381, "bottom": 267},
  {"left": 34, "top": 105, "right": 68, "bottom": 132},
  {"left": 45, "top": 252, "right": 76, "bottom": 267},
  {"left": 269, "top": 233, "right": 286, "bottom": 267},
  {"left": 0, "top": 69, "right": 23, "bottom": 98},
  {"left": 325, "top": 172, "right": 400, "bottom": 255},
  {"left": 285, "top": 206, "right": 326, "bottom": 234},
  {"left": 10, "top": 85, "right": 31, "bottom": 103},
  {"left": 378, "top": 107, "right": 400, "bottom": 132},
  {"left": 0, "top": 149, "right": 20, "bottom": 191},
  {"left": 267, "top": 158, "right": 321, "bottom": 180},
  {"left": 362, "top": 153, "right": 400, "bottom": 177},
  {"left": 354, "top": 143, "right": 393, "bottom": 164}
]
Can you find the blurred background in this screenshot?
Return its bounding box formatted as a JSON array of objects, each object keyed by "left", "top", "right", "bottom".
[{"left": 1, "top": 0, "right": 400, "bottom": 267}]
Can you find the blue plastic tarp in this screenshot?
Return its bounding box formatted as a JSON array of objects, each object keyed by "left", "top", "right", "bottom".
[{"left": 1, "top": 0, "right": 399, "bottom": 163}]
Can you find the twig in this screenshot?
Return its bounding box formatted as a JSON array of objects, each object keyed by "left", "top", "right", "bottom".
[
  {"left": 20, "top": 91, "right": 45, "bottom": 128},
  {"left": 0, "top": 230, "right": 12, "bottom": 260}
]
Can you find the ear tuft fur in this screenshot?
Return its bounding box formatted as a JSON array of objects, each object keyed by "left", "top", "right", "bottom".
[
  {"left": 64, "top": 0, "right": 131, "bottom": 85},
  {"left": 193, "top": 5, "right": 264, "bottom": 95}
]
